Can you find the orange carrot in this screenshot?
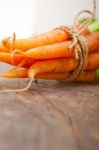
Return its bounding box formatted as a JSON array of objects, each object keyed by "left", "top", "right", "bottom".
[
  {"left": 0, "top": 69, "right": 28, "bottom": 78},
  {"left": 0, "top": 44, "right": 9, "bottom": 52},
  {"left": 35, "top": 71, "right": 96, "bottom": 82},
  {"left": 0, "top": 52, "right": 38, "bottom": 68},
  {"left": 75, "top": 71, "right": 96, "bottom": 82},
  {"left": 86, "top": 53, "right": 99, "bottom": 70},
  {"left": 28, "top": 53, "right": 99, "bottom": 78},
  {"left": 2, "top": 26, "right": 89, "bottom": 51},
  {"left": 0, "top": 68, "right": 96, "bottom": 82},
  {"left": 0, "top": 52, "right": 23, "bottom": 65},
  {"left": 22, "top": 32, "right": 99, "bottom": 59}
]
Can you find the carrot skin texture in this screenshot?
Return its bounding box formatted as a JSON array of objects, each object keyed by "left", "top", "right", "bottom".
[
  {"left": 86, "top": 53, "right": 99, "bottom": 70},
  {"left": 28, "top": 53, "right": 99, "bottom": 78},
  {"left": 2, "top": 29, "right": 70, "bottom": 51},
  {"left": 0, "top": 69, "right": 96, "bottom": 82},
  {"left": 0, "top": 52, "right": 38, "bottom": 68},
  {"left": 0, "top": 52, "right": 98, "bottom": 71},
  {"left": 2, "top": 26, "right": 89, "bottom": 51},
  {"left": 24, "top": 32, "right": 99, "bottom": 59},
  {"left": 35, "top": 71, "right": 96, "bottom": 82},
  {"left": 0, "top": 53, "right": 23, "bottom": 65},
  {"left": 0, "top": 69, "right": 28, "bottom": 78},
  {"left": 0, "top": 44, "right": 9, "bottom": 52}
]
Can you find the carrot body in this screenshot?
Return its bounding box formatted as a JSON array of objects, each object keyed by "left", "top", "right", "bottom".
[
  {"left": 2, "top": 26, "right": 89, "bottom": 51},
  {"left": 24, "top": 32, "right": 99, "bottom": 59},
  {"left": 0, "top": 69, "right": 28, "bottom": 78},
  {"left": 86, "top": 53, "right": 99, "bottom": 70},
  {"left": 28, "top": 53, "right": 99, "bottom": 78},
  {"left": 0, "top": 52, "right": 38, "bottom": 68},
  {"left": 0, "top": 44, "right": 9, "bottom": 52},
  {"left": 1, "top": 51, "right": 97, "bottom": 76},
  {"left": 35, "top": 71, "right": 96, "bottom": 82},
  {"left": 0, "top": 68, "right": 96, "bottom": 82},
  {"left": 0, "top": 52, "right": 23, "bottom": 65}
]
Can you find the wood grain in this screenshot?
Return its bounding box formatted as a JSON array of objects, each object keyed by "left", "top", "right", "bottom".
[{"left": 0, "top": 79, "right": 99, "bottom": 150}]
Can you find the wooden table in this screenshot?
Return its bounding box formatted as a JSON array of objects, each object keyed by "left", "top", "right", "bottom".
[{"left": 0, "top": 79, "right": 99, "bottom": 150}]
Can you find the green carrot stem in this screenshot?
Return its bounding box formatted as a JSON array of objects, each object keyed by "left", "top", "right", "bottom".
[
  {"left": 96, "top": 69, "right": 99, "bottom": 81},
  {"left": 88, "top": 20, "right": 99, "bottom": 32},
  {"left": 79, "top": 18, "right": 99, "bottom": 32}
]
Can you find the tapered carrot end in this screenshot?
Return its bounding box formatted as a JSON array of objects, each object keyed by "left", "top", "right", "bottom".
[
  {"left": 0, "top": 43, "right": 9, "bottom": 53},
  {"left": 2, "top": 37, "right": 10, "bottom": 48},
  {"left": 0, "top": 73, "right": 8, "bottom": 78},
  {"left": 28, "top": 68, "right": 35, "bottom": 79},
  {"left": 0, "top": 69, "right": 28, "bottom": 78}
]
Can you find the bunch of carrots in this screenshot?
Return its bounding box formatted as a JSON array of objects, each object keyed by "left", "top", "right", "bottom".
[{"left": 0, "top": 19, "right": 99, "bottom": 83}]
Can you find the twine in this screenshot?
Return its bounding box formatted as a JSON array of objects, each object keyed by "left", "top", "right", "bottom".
[
  {"left": 56, "top": 26, "right": 88, "bottom": 81},
  {"left": 57, "top": 0, "right": 96, "bottom": 82},
  {"left": 0, "top": 0, "right": 97, "bottom": 93},
  {"left": 8, "top": 0, "right": 97, "bottom": 82}
]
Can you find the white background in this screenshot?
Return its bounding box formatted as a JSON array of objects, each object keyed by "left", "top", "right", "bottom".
[
  {"left": 0, "top": 0, "right": 99, "bottom": 38},
  {"left": 0, "top": 0, "right": 99, "bottom": 71},
  {"left": 34, "top": 0, "right": 99, "bottom": 33}
]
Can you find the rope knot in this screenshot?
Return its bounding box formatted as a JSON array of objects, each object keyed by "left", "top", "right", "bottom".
[
  {"left": 57, "top": 0, "right": 96, "bottom": 82},
  {"left": 57, "top": 26, "right": 88, "bottom": 81}
]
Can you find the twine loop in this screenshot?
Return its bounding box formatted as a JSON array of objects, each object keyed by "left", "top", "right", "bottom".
[
  {"left": 56, "top": 26, "right": 88, "bottom": 81},
  {"left": 57, "top": 0, "right": 96, "bottom": 81},
  {"left": 0, "top": 0, "right": 97, "bottom": 93}
]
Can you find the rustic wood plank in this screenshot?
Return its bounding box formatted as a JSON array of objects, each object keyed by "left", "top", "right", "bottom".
[{"left": 0, "top": 79, "right": 99, "bottom": 150}]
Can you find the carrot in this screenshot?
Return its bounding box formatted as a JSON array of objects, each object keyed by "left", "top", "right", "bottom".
[
  {"left": 2, "top": 26, "right": 89, "bottom": 51},
  {"left": 0, "top": 44, "right": 9, "bottom": 52},
  {"left": 0, "top": 68, "right": 96, "bottom": 82},
  {"left": 0, "top": 69, "right": 28, "bottom": 78},
  {"left": 28, "top": 53, "right": 99, "bottom": 78},
  {"left": 21, "top": 32, "right": 99, "bottom": 59},
  {"left": 0, "top": 52, "right": 23, "bottom": 65},
  {"left": 0, "top": 52, "right": 38, "bottom": 68},
  {"left": 86, "top": 53, "right": 99, "bottom": 70},
  {"left": 35, "top": 71, "right": 96, "bottom": 82}
]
